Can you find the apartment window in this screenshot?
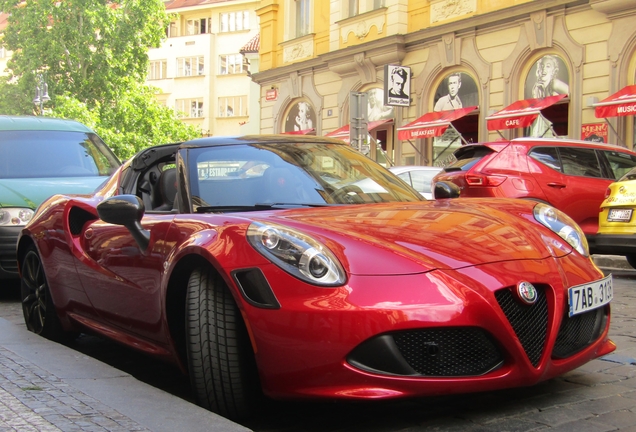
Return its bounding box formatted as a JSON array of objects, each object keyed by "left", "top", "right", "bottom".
[
  {"left": 148, "top": 60, "right": 167, "bottom": 80},
  {"left": 295, "top": 0, "right": 311, "bottom": 37},
  {"left": 218, "top": 96, "right": 247, "bottom": 117},
  {"left": 220, "top": 11, "right": 250, "bottom": 33},
  {"left": 346, "top": 0, "right": 384, "bottom": 18},
  {"left": 177, "top": 56, "right": 205, "bottom": 77},
  {"left": 166, "top": 21, "right": 177, "bottom": 38},
  {"left": 176, "top": 98, "right": 204, "bottom": 118},
  {"left": 0, "top": 47, "right": 6, "bottom": 59},
  {"left": 186, "top": 18, "right": 212, "bottom": 35},
  {"left": 219, "top": 54, "right": 246, "bottom": 75}
]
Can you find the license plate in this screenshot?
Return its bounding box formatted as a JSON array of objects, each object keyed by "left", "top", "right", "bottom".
[
  {"left": 608, "top": 208, "right": 633, "bottom": 222},
  {"left": 568, "top": 274, "right": 613, "bottom": 317}
]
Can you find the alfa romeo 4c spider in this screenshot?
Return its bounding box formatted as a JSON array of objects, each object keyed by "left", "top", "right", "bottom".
[{"left": 17, "top": 135, "right": 615, "bottom": 420}]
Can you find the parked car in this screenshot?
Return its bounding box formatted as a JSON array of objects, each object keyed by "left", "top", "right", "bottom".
[
  {"left": 594, "top": 167, "right": 636, "bottom": 267},
  {"left": 432, "top": 138, "right": 636, "bottom": 240},
  {"left": 389, "top": 165, "right": 442, "bottom": 199},
  {"left": 18, "top": 135, "right": 614, "bottom": 421},
  {"left": 0, "top": 115, "right": 121, "bottom": 279}
]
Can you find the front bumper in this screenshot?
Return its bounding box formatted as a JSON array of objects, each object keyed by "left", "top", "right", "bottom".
[
  {"left": 0, "top": 226, "right": 21, "bottom": 279},
  {"left": 242, "top": 252, "right": 615, "bottom": 400}
]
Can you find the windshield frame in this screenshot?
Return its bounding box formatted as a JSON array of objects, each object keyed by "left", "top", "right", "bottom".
[{"left": 183, "top": 142, "right": 423, "bottom": 213}]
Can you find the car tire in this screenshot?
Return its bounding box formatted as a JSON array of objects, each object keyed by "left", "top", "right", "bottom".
[
  {"left": 185, "top": 266, "right": 260, "bottom": 420},
  {"left": 626, "top": 255, "right": 636, "bottom": 269},
  {"left": 20, "top": 245, "right": 75, "bottom": 342}
]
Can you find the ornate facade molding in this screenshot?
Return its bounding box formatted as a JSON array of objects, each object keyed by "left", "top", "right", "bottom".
[
  {"left": 430, "top": 0, "right": 477, "bottom": 24},
  {"left": 281, "top": 34, "right": 314, "bottom": 64},
  {"left": 339, "top": 8, "right": 386, "bottom": 44}
]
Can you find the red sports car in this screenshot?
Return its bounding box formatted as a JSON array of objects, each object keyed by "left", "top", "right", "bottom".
[{"left": 18, "top": 135, "right": 615, "bottom": 421}]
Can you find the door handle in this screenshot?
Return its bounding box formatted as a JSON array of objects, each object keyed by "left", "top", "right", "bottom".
[{"left": 547, "top": 182, "right": 566, "bottom": 189}]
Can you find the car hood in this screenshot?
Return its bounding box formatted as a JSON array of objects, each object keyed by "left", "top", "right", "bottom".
[
  {"left": 264, "top": 199, "right": 569, "bottom": 275},
  {"left": 0, "top": 177, "right": 106, "bottom": 209}
]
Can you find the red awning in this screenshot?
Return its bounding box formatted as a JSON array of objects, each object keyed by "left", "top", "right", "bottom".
[
  {"left": 282, "top": 128, "right": 315, "bottom": 135},
  {"left": 397, "top": 106, "right": 478, "bottom": 140},
  {"left": 486, "top": 94, "right": 567, "bottom": 131},
  {"left": 325, "top": 119, "right": 393, "bottom": 143},
  {"left": 594, "top": 85, "right": 636, "bottom": 118}
]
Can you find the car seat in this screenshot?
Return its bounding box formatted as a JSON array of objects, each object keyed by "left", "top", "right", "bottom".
[{"left": 154, "top": 168, "right": 177, "bottom": 211}]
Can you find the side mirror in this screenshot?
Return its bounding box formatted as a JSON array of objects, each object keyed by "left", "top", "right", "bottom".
[
  {"left": 434, "top": 181, "right": 461, "bottom": 199},
  {"left": 97, "top": 195, "right": 150, "bottom": 252}
]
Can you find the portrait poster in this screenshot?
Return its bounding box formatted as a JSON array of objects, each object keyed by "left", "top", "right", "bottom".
[
  {"left": 384, "top": 65, "right": 411, "bottom": 107},
  {"left": 284, "top": 100, "right": 316, "bottom": 133},
  {"left": 366, "top": 88, "right": 394, "bottom": 121},
  {"left": 581, "top": 123, "right": 608, "bottom": 143},
  {"left": 432, "top": 72, "right": 479, "bottom": 166},
  {"left": 524, "top": 54, "right": 570, "bottom": 99},
  {"left": 433, "top": 72, "right": 478, "bottom": 112}
]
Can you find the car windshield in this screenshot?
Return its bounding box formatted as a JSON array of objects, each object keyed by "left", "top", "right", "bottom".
[
  {"left": 619, "top": 166, "right": 636, "bottom": 182},
  {"left": 187, "top": 142, "right": 423, "bottom": 210},
  {"left": 0, "top": 130, "right": 121, "bottom": 179},
  {"left": 443, "top": 146, "right": 495, "bottom": 172}
]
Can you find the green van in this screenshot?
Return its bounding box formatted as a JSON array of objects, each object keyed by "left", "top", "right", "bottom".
[{"left": 0, "top": 116, "right": 121, "bottom": 279}]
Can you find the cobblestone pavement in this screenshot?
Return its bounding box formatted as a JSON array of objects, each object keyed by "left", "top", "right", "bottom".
[
  {"left": 0, "top": 346, "right": 149, "bottom": 431},
  {"left": 0, "top": 280, "right": 248, "bottom": 432}
]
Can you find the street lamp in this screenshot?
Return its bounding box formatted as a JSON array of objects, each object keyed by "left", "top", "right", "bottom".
[{"left": 33, "top": 73, "right": 50, "bottom": 116}]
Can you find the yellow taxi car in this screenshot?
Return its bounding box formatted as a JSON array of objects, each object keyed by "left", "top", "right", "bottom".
[{"left": 592, "top": 167, "right": 636, "bottom": 268}]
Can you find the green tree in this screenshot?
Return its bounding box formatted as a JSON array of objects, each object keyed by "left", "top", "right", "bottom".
[{"left": 0, "top": 0, "right": 200, "bottom": 158}]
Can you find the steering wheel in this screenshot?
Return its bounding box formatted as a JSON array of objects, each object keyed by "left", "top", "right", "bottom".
[{"left": 329, "top": 185, "right": 364, "bottom": 204}]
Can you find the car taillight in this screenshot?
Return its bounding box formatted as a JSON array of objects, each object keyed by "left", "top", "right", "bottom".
[
  {"left": 604, "top": 187, "right": 611, "bottom": 199},
  {"left": 465, "top": 174, "right": 506, "bottom": 187}
]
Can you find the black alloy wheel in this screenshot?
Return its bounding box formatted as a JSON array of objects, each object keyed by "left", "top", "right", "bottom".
[{"left": 20, "top": 245, "right": 71, "bottom": 341}]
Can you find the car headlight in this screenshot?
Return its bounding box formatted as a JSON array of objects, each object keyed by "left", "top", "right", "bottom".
[
  {"left": 0, "top": 208, "right": 34, "bottom": 226},
  {"left": 247, "top": 221, "right": 346, "bottom": 286},
  {"left": 533, "top": 203, "right": 588, "bottom": 256}
]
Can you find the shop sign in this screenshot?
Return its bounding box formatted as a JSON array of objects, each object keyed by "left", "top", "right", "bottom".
[
  {"left": 581, "top": 123, "right": 608, "bottom": 143},
  {"left": 266, "top": 88, "right": 278, "bottom": 101}
]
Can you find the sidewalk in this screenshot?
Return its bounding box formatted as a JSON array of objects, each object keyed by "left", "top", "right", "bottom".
[
  {"left": 0, "top": 317, "right": 251, "bottom": 432},
  {"left": 592, "top": 254, "right": 633, "bottom": 270}
]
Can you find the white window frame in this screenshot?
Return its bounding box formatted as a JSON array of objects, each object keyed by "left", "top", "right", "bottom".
[
  {"left": 167, "top": 22, "right": 177, "bottom": 38},
  {"left": 175, "top": 98, "right": 204, "bottom": 118},
  {"left": 148, "top": 60, "right": 167, "bottom": 80},
  {"left": 186, "top": 17, "right": 211, "bottom": 35},
  {"left": 219, "top": 11, "right": 250, "bottom": 33},
  {"left": 218, "top": 96, "right": 247, "bottom": 117},
  {"left": 219, "top": 54, "right": 246, "bottom": 75},
  {"left": 176, "top": 56, "right": 205, "bottom": 77},
  {"left": 294, "top": 0, "right": 311, "bottom": 38},
  {"left": 344, "top": 0, "right": 384, "bottom": 18}
]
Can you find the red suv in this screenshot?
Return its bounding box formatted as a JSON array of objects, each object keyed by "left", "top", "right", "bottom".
[{"left": 432, "top": 138, "right": 636, "bottom": 240}]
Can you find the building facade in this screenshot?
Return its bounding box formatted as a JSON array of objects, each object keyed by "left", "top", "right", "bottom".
[
  {"left": 252, "top": 0, "right": 636, "bottom": 166},
  {"left": 148, "top": 0, "right": 261, "bottom": 136},
  {"left": 0, "top": 13, "right": 10, "bottom": 78}
]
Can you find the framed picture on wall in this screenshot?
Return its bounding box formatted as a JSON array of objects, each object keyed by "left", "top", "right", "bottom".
[
  {"left": 284, "top": 101, "right": 316, "bottom": 132},
  {"left": 384, "top": 65, "right": 411, "bottom": 107},
  {"left": 524, "top": 54, "right": 570, "bottom": 99},
  {"left": 433, "top": 72, "right": 478, "bottom": 112}
]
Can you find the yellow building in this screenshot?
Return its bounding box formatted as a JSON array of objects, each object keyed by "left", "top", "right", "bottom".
[{"left": 252, "top": 0, "right": 636, "bottom": 166}]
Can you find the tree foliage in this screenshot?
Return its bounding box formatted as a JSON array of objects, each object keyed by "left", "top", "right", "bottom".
[{"left": 0, "top": 0, "right": 200, "bottom": 158}]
